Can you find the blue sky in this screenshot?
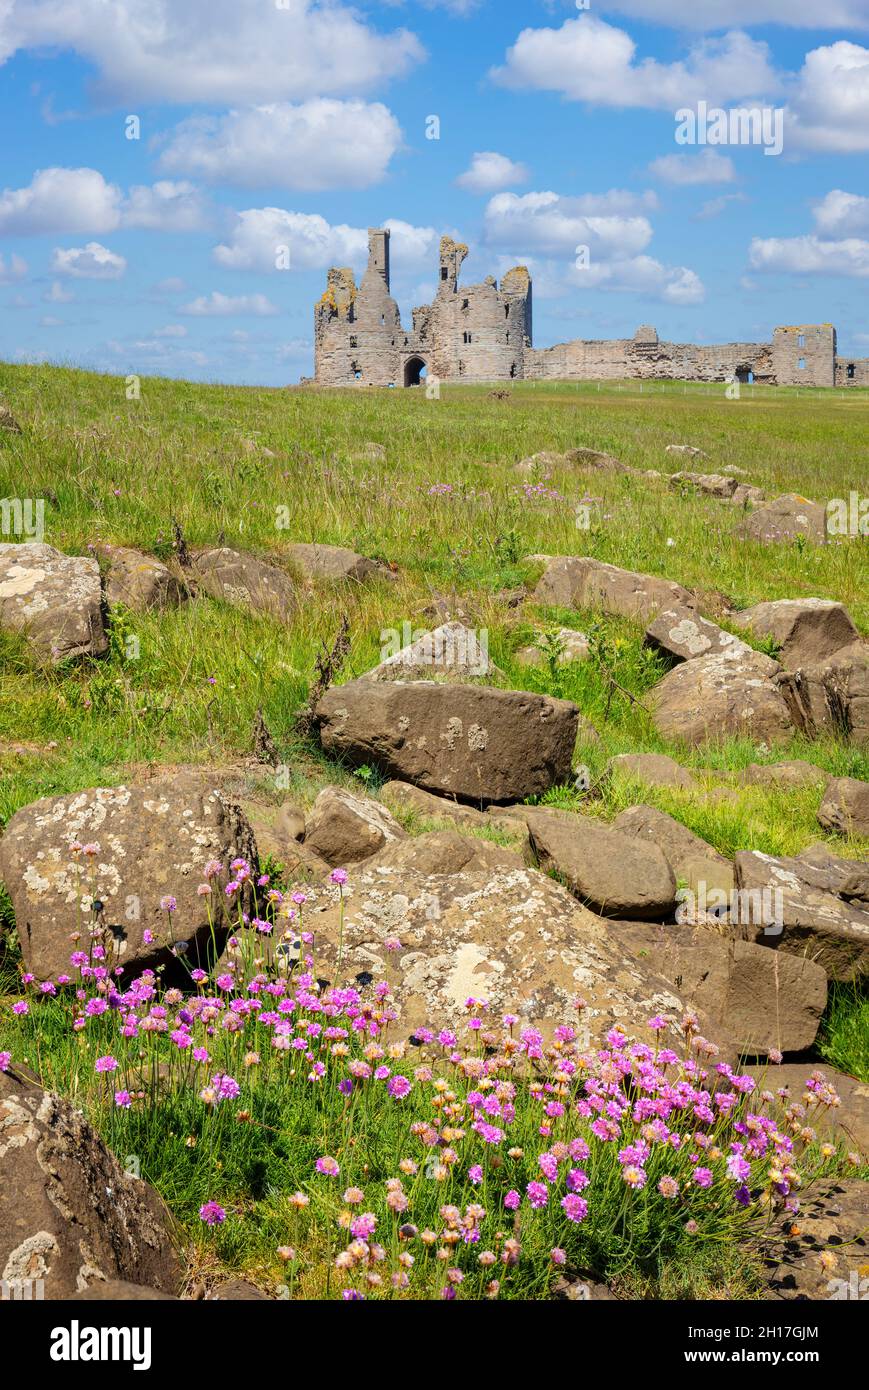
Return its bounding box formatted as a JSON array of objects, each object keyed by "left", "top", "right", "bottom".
[{"left": 0, "top": 0, "right": 867, "bottom": 385}]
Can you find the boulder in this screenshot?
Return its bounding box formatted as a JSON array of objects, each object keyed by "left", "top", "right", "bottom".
[
  {"left": 0, "top": 1068, "right": 180, "bottom": 1299},
  {"left": 514, "top": 627, "right": 590, "bottom": 668},
  {"left": 611, "top": 803, "right": 732, "bottom": 895},
  {"left": 733, "top": 850, "right": 869, "bottom": 981},
  {"left": 565, "top": 447, "right": 630, "bottom": 472},
  {"left": 291, "top": 834, "right": 691, "bottom": 1045},
  {"left": 0, "top": 776, "right": 258, "bottom": 981},
  {"left": 649, "top": 646, "right": 795, "bottom": 746},
  {"left": 529, "top": 555, "right": 696, "bottom": 625},
  {"left": 797, "top": 641, "right": 869, "bottom": 744},
  {"left": 731, "top": 483, "right": 767, "bottom": 507},
  {"left": 210, "top": 1280, "right": 270, "bottom": 1300},
  {"left": 606, "top": 753, "right": 699, "bottom": 791},
  {"left": 669, "top": 471, "right": 738, "bottom": 499},
  {"left": 795, "top": 844, "right": 869, "bottom": 901},
  {"left": 522, "top": 806, "right": 677, "bottom": 919},
  {"left": 303, "top": 785, "right": 407, "bottom": 866},
  {"left": 644, "top": 604, "right": 751, "bottom": 663},
  {"left": 316, "top": 680, "right": 579, "bottom": 805},
  {"left": 0, "top": 403, "right": 21, "bottom": 433},
  {"left": 736, "top": 493, "right": 827, "bottom": 544},
  {"left": 0, "top": 542, "right": 107, "bottom": 662},
  {"left": 95, "top": 543, "right": 184, "bottom": 613},
  {"left": 379, "top": 780, "right": 532, "bottom": 856},
  {"left": 191, "top": 547, "right": 297, "bottom": 621},
  {"left": 614, "top": 923, "right": 826, "bottom": 1055},
  {"left": 363, "top": 621, "right": 499, "bottom": 683},
  {"left": 665, "top": 444, "right": 707, "bottom": 459},
  {"left": 286, "top": 542, "right": 385, "bottom": 584},
  {"left": 817, "top": 776, "right": 869, "bottom": 837},
  {"left": 740, "top": 760, "right": 830, "bottom": 790},
  {"left": 735, "top": 598, "right": 858, "bottom": 670},
  {"left": 761, "top": 1181, "right": 869, "bottom": 1300}
]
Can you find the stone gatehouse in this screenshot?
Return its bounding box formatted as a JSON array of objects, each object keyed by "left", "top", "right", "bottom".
[{"left": 313, "top": 228, "right": 868, "bottom": 389}]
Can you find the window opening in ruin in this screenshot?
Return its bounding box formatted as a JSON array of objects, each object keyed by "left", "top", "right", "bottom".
[
  {"left": 847, "top": 363, "right": 856, "bottom": 378},
  {"left": 798, "top": 358, "right": 806, "bottom": 370},
  {"left": 462, "top": 300, "right": 469, "bottom": 310},
  {"left": 506, "top": 332, "right": 510, "bottom": 343},
  {"left": 381, "top": 314, "right": 385, "bottom": 326},
  {"left": 463, "top": 331, "right": 472, "bottom": 344},
  {"left": 798, "top": 334, "right": 806, "bottom": 347},
  {"left": 441, "top": 267, "right": 448, "bottom": 281},
  {"left": 504, "top": 305, "right": 509, "bottom": 318},
  {"left": 510, "top": 362, "right": 517, "bottom": 378},
  {"left": 350, "top": 337, "right": 357, "bottom": 348},
  {"left": 403, "top": 356, "right": 427, "bottom": 387}
]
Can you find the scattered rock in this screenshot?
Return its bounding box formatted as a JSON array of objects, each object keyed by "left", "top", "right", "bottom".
[
  {"left": 612, "top": 803, "right": 732, "bottom": 896},
  {"left": 0, "top": 542, "right": 107, "bottom": 662},
  {"left": 735, "top": 598, "right": 859, "bottom": 670},
  {"left": 761, "top": 1180, "right": 869, "bottom": 1300},
  {"left": 817, "top": 776, "right": 869, "bottom": 837},
  {"left": 304, "top": 785, "right": 407, "bottom": 866},
  {"left": 379, "top": 780, "right": 532, "bottom": 856},
  {"left": 0, "top": 1067, "right": 181, "bottom": 1299},
  {"left": 645, "top": 604, "right": 751, "bottom": 663},
  {"left": 286, "top": 542, "right": 387, "bottom": 584},
  {"left": 95, "top": 543, "right": 184, "bottom": 613},
  {"left": 529, "top": 555, "right": 697, "bottom": 625},
  {"left": 523, "top": 806, "right": 677, "bottom": 919},
  {"left": 191, "top": 547, "right": 297, "bottom": 622},
  {"left": 733, "top": 850, "right": 869, "bottom": 981},
  {"left": 0, "top": 403, "right": 21, "bottom": 433},
  {"left": 797, "top": 641, "right": 869, "bottom": 745},
  {"left": 736, "top": 493, "right": 827, "bottom": 545},
  {"left": 514, "top": 627, "right": 590, "bottom": 668},
  {"left": 362, "top": 621, "right": 499, "bottom": 683},
  {"left": 565, "top": 447, "right": 630, "bottom": 472},
  {"left": 316, "top": 680, "right": 579, "bottom": 805},
  {"left": 796, "top": 844, "right": 869, "bottom": 901},
  {"left": 740, "top": 760, "right": 830, "bottom": 790},
  {"left": 669, "top": 470, "right": 738, "bottom": 499},
  {"left": 731, "top": 483, "right": 767, "bottom": 507},
  {"left": 210, "top": 1280, "right": 271, "bottom": 1300},
  {"left": 665, "top": 444, "right": 707, "bottom": 458},
  {"left": 0, "top": 776, "right": 258, "bottom": 981},
  {"left": 615, "top": 923, "right": 826, "bottom": 1056},
  {"left": 649, "top": 646, "right": 795, "bottom": 746},
  {"left": 606, "top": 753, "right": 700, "bottom": 791}
]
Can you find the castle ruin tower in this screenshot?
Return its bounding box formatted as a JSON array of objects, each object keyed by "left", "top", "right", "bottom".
[{"left": 365, "top": 227, "right": 391, "bottom": 291}]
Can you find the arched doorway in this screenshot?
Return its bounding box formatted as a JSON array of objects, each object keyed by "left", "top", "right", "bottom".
[{"left": 404, "top": 356, "right": 427, "bottom": 387}]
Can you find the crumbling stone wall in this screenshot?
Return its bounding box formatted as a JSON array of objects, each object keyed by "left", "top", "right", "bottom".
[{"left": 313, "top": 229, "right": 845, "bottom": 389}]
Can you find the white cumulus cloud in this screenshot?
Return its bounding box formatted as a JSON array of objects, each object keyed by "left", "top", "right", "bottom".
[
  {"left": 749, "top": 235, "right": 869, "bottom": 278},
  {"left": 181, "top": 291, "right": 279, "bottom": 316},
  {"left": 51, "top": 242, "right": 127, "bottom": 279},
  {"left": 0, "top": 167, "right": 122, "bottom": 234},
  {"left": 593, "top": 0, "right": 869, "bottom": 30},
  {"left": 648, "top": 150, "right": 736, "bottom": 184},
  {"left": 0, "top": 252, "right": 27, "bottom": 282},
  {"left": 456, "top": 152, "right": 530, "bottom": 194},
  {"left": 484, "top": 190, "right": 654, "bottom": 259}
]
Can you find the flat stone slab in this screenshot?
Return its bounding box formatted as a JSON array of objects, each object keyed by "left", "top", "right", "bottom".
[
  {"left": 523, "top": 806, "right": 677, "bottom": 919},
  {"left": 735, "top": 598, "right": 858, "bottom": 671},
  {"left": 286, "top": 542, "right": 387, "bottom": 583},
  {"left": 0, "top": 542, "right": 107, "bottom": 662},
  {"left": 528, "top": 555, "right": 697, "bottom": 625},
  {"left": 192, "top": 546, "right": 297, "bottom": 621},
  {"left": 645, "top": 604, "right": 751, "bottom": 663}
]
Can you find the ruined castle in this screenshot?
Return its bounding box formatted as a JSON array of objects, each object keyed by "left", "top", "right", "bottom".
[{"left": 313, "top": 229, "right": 868, "bottom": 390}]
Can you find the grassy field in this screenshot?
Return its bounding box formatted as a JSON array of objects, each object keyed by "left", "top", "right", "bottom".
[{"left": 0, "top": 363, "right": 867, "bottom": 1299}]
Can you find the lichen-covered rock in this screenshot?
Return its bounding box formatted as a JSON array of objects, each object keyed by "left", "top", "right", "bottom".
[
  {"left": 191, "top": 546, "right": 297, "bottom": 621},
  {"left": 740, "top": 760, "right": 830, "bottom": 790},
  {"left": 522, "top": 806, "right": 677, "bottom": 920},
  {"left": 735, "top": 598, "right": 858, "bottom": 670},
  {"left": 669, "top": 470, "right": 737, "bottom": 498},
  {"left": 0, "top": 542, "right": 107, "bottom": 662},
  {"left": 0, "top": 776, "right": 258, "bottom": 981},
  {"left": 649, "top": 646, "right": 795, "bottom": 746},
  {"left": 363, "top": 621, "right": 500, "bottom": 683},
  {"left": 797, "top": 641, "right": 869, "bottom": 745},
  {"left": 736, "top": 493, "right": 827, "bottom": 545},
  {"left": 316, "top": 680, "right": 579, "bottom": 805},
  {"left": 0, "top": 1068, "right": 181, "bottom": 1299},
  {"left": 734, "top": 850, "right": 869, "bottom": 982},
  {"left": 95, "top": 543, "right": 184, "bottom": 613},
  {"left": 286, "top": 542, "right": 387, "bottom": 584},
  {"left": 644, "top": 604, "right": 750, "bottom": 663},
  {"left": 528, "top": 555, "right": 697, "bottom": 625},
  {"left": 304, "top": 785, "right": 407, "bottom": 866}
]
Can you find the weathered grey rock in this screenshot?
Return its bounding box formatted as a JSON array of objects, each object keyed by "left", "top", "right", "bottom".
[
  {"left": 286, "top": 542, "right": 386, "bottom": 584},
  {"left": 731, "top": 483, "right": 767, "bottom": 507},
  {"left": 733, "top": 850, "right": 869, "bottom": 981},
  {"left": 528, "top": 555, "right": 697, "bottom": 624},
  {"left": 0, "top": 543, "right": 107, "bottom": 662},
  {"left": 95, "top": 543, "right": 184, "bottom": 613},
  {"left": 241, "top": 800, "right": 305, "bottom": 867},
  {"left": 740, "top": 760, "right": 830, "bottom": 790},
  {"left": 0, "top": 776, "right": 258, "bottom": 981},
  {"left": 817, "top": 776, "right": 869, "bottom": 836},
  {"left": 649, "top": 646, "right": 795, "bottom": 746},
  {"left": 606, "top": 753, "right": 699, "bottom": 791},
  {"left": 565, "top": 447, "right": 630, "bottom": 472},
  {"left": 762, "top": 1181, "right": 869, "bottom": 1300},
  {"left": 192, "top": 546, "right": 297, "bottom": 621},
  {"left": 304, "top": 785, "right": 406, "bottom": 866},
  {"left": 0, "top": 1068, "right": 181, "bottom": 1299},
  {"left": 645, "top": 604, "right": 751, "bottom": 663},
  {"left": 0, "top": 403, "right": 21, "bottom": 433},
  {"left": 665, "top": 444, "right": 708, "bottom": 459},
  {"left": 514, "top": 627, "right": 589, "bottom": 668},
  {"left": 796, "top": 844, "right": 869, "bottom": 901},
  {"left": 797, "top": 641, "right": 869, "bottom": 744},
  {"left": 669, "top": 470, "right": 738, "bottom": 498},
  {"left": 363, "top": 621, "right": 499, "bottom": 683},
  {"left": 735, "top": 598, "right": 859, "bottom": 670},
  {"left": 523, "top": 806, "right": 677, "bottom": 919},
  {"left": 380, "top": 780, "right": 532, "bottom": 855},
  {"left": 293, "top": 834, "right": 691, "bottom": 1044},
  {"left": 614, "top": 923, "right": 826, "bottom": 1055},
  {"left": 612, "top": 803, "right": 732, "bottom": 895},
  {"left": 316, "top": 680, "right": 579, "bottom": 805},
  {"left": 210, "top": 1280, "right": 270, "bottom": 1300},
  {"left": 736, "top": 493, "right": 827, "bottom": 544}
]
